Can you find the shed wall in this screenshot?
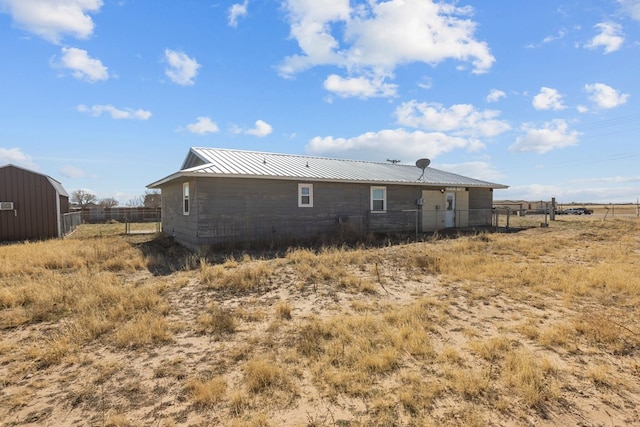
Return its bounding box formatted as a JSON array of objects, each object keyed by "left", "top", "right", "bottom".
[{"left": 0, "top": 166, "right": 60, "bottom": 241}]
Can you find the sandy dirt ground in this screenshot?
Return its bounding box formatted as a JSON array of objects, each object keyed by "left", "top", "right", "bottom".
[{"left": 1, "top": 221, "right": 639, "bottom": 426}]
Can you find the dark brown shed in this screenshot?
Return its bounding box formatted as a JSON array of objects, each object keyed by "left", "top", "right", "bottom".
[{"left": 0, "top": 164, "right": 70, "bottom": 242}]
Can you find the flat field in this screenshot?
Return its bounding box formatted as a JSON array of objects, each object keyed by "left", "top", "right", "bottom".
[{"left": 1, "top": 217, "right": 639, "bottom": 426}]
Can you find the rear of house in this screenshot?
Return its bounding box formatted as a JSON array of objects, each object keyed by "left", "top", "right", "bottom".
[
  {"left": 148, "top": 148, "right": 508, "bottom": 249},
  {"left": 0, "top": 165, "right": 70, "bottom": 242}
]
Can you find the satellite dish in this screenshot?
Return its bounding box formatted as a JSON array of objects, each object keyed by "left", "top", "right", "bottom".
[
  {"left": 415, "top": 158, "right": 430, "bottom": 169},
  {"left": 415, "top": 158, "right": 430, "bottom": 181}
]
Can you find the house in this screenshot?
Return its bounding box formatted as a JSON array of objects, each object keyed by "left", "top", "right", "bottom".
[
  {"left": 493, "top": 200, "right": 529, "bottom": 216},
  {"left": 147, "top": 147, "right": 508, "bottom": 249},
  {"left": 494, "top": 200, "right": 553, "bottom": 215},
  {"left": 0, "top": 164, "right": 71, "bottom": 242}
]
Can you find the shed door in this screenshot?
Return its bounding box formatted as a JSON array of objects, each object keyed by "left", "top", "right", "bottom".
[{"left": 445, "top": 193, "right": 455, "bottom": 228}]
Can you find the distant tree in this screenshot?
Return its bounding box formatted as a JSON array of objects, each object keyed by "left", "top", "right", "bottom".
[
  {"left": 126, "top": 196, "right": 144, "bottom": 207},
  {"left": 98, "top": 198, "right": 119, "bottom": 208},
  {"left": 143, "top": 190, "right": 161, "bottom": 208},
  {"left": 71, "top": 190, "right": 97, "bottom": 208}
]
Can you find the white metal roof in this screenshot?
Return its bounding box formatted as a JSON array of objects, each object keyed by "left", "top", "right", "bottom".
[{"left": 147, "top": 147, "right": 508, "bottom": 189}]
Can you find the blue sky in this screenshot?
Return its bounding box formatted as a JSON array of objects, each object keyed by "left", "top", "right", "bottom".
[{"left": 1, "top": 0, "right": 639, "bottom": 205}]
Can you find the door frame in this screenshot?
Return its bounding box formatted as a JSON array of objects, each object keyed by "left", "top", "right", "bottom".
[{"left": 444, "top": 192, "right": 456, "bottom": 228}]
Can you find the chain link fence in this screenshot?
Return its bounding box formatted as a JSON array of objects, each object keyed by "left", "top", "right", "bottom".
[{"left": 67, "top": 207, "right": 162, "bottom": 235}]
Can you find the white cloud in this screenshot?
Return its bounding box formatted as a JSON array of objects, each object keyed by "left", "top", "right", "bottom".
[
  {"left": 617, "top": 0, "right": 640, "bottom": 21},
  {"left": 232, "top": 120, "right": 274, "bottom": 137},
  {"left": 59, "top": 165, "right": 88, "bottom": 178},
  {"left": 584, "top": 83, "right": 629, "bottom": 109},
  {"left": 394, "top": 101, "right": 510, "bottom": 138},
  {"left": 486, "top": 89, "right": 506, "bottom": 103},
  {"left": 0, "top": 147, "right": 38, "bottom": 170},
  {"left": 186, "top": 117, "right": 219, "bottom": 135},
  {"left": 0, "top": 0, "right": 102, "bottom": 44},
  {"left": 323, "top": 74, "right": 398, "bottom": 98},
  {"left": 417, "top": 77, "right": 432, "bottom": 90},
  {"left": 77, "top": 104, "right": 152, "bottom": 120},
  {"left": 55, "top": 47, "right": 108, "bottom": 82},
  {"left": 532, "top": 87, "right": 566, "bottom": 110},
  {"left": 573, "top": 175, "right": 640, "bottom": 184},
  {"left": 542, "top": 29, "right": 567, "bottom": 44},
  {"left": 306, "top": 128, "right": 483, "bottom": 162},
  {"left": 499, "top": 183, "right": 565, "bottom": 202},
  {"left": 245, "top": 120, "right": 273, "bottom": 137},
  {"left": 228, "top": 0, "right": 248, "bottom": 27},
  {"left": 164, "top": 49, "right": 200, "bottom": 86},
  {"left": 438, "top": 161, "right": 505, "bottom": 182},
  {"left": 585, "top": 22, "right": 624, "bottom": 54},
  {"left": 279, "top": 0, "right": 494, "bottom": 90},
  {"left": 526, "top": 29, "right": 568, "bottom": 49},
  {"left": 501, "top": 183, "right": 638, "bottom": 204},
  {"left": 509, "top": 119, "right": 580, "bottom": 154}
]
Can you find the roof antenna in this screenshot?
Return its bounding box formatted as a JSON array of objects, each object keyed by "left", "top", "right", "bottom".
[
  {"left": 415, "top": 158, "right": 430, "bottom": 181},
  {"left": 387, "top": 159, "right": 401, "bottom": 164}
]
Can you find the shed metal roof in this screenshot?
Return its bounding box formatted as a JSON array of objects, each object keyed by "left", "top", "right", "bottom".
[
  {"left": 148, "top": 147, "right": 508, "bottom": 189},
  {"left": 0, "top": 164, "right": 69, "bottom": 197}
]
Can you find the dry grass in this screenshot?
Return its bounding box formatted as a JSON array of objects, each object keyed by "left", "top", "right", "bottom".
[
  {"left": 198, "top": 302, "right": 237, "bottom": 334},
  {"left": 1, "top": 218, "right": 640, "bottom": 426},
  {"left": 185, "top": 376, "right": 227, "bottom": 407}
]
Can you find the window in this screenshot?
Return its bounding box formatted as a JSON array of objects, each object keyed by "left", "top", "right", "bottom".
[
  {"left": 298, "top": 183, "right": 313, "bottom": 207},
  {"left": 370, "top": 186, "right": 386, "bottom": 212},
  {"left": 183, "top": 182, "right": 190, "bottom": 215},
  {"left": 446, "top": 194, "right": 454, "bottom": 210}
]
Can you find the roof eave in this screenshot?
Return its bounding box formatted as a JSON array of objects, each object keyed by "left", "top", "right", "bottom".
[{"left": 147, "top": 170, "right": 509, "bottom": 189}]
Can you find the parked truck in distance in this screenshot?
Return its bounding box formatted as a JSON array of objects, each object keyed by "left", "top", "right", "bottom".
[{"left": 562, "top": 207, "right": 593, "bottom": 215}]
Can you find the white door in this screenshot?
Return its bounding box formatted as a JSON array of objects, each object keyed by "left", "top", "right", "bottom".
[{"left": 445, "top": 192, "right": 455, "bottom": 228}]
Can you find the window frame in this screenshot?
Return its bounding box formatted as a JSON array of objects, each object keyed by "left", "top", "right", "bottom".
[
  {"left": 183, "top": 182, "right": 190, "bottom": 215},
  {"left": 370, "top": 186, "right": 387, "bottom": 213},
  {"left": 298, "top": 183, "right": 314, "bottom": 208}
]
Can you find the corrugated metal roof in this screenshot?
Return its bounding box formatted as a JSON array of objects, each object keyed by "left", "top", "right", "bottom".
[
  {"left": 0, "top": 164, "right": 69, "bottom": 197},
  {"left": 148, "top": 147, "right": 508, "bottom": 189},
  {"left": 47, "top": 177, "right": 69, "bottom": 198}
]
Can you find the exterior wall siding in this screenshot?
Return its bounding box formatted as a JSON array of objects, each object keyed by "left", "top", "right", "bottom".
[
  {"left": 468, "top": 187, "right": 493, "bottom": 209},
  {"left": 160, "top": 177, "right": 431, "bottom": 248},
  {"left": 160, "top": 179, "right": 199, "bottom": 247},
  {"left": 0, "top": 166, "right": 64, "bottom": 242},
  {"left": 456, "top": 190, "right": 470, "bottom": 227},
  {"left": 421, "top": 189, "right": 472, "bottom": 231},
  {"left": 158, "top": 176, "right": 496, "bottom": 249},
  {"left": 421, "top": 190, "right": 445, "bottom": 231},
  {"left": 468, "top": 188, "right": 494, "bottom": 226}
]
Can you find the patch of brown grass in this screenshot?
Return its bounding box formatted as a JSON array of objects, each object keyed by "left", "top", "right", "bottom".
[
  {"left": 186, "top": 376, "right": 227, "bottom": 407},
  {"left": 113, "top": 312, "right": 172, "bottom": 348},
  {"left": 502, "top": 349, "right": 555, "bottom": 408},
  {"left": 2, "top": 219, "right": 640, "bottom": 426},
  {"left": 200, "top": 257, "right": 275, "bottom": 292},
  {"left": 198, "top": 302, "right": 237, "bottom": 335},
  {"left": 244, "top": 356, "right": 290, "bottom": 394}
]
